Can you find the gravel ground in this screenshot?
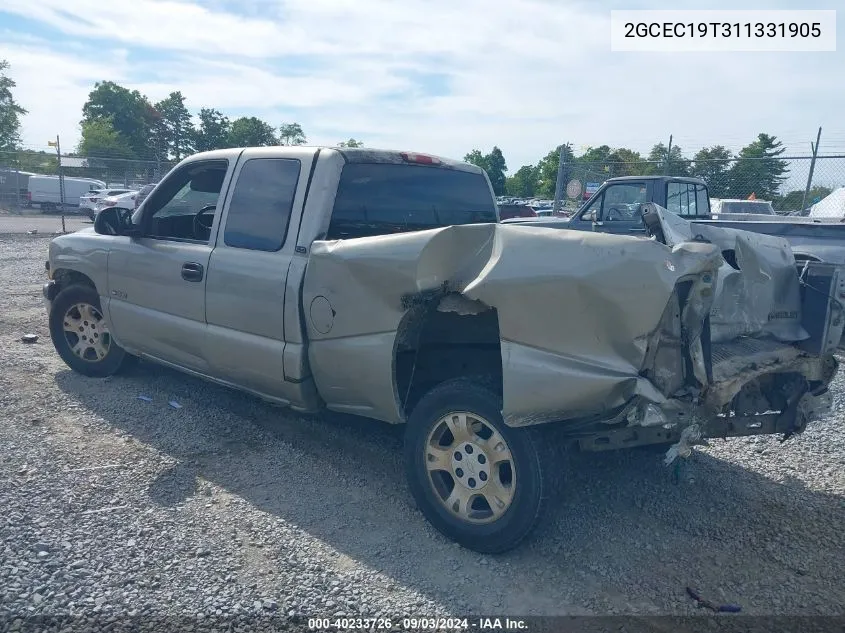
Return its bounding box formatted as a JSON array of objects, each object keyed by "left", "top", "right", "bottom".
[
  {"left": 1, "top": 234, "right": 844, "bottom": 630},
  {"left": 0, "top": 210, "right": 90, "bottom": 235}
]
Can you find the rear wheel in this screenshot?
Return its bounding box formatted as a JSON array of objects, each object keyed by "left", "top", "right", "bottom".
[
  {"left": 48, "top": 284, "right": 135, "bottom": 377},
  {"left": 404, "top": 378, "right": 548, "bottom": 553}
]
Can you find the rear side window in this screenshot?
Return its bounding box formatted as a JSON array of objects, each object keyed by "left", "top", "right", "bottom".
[
  {"left": 667, "top": 182, "right": 698, "bottom": 216},
  {"left": 695, "top": 185, "right": 709, "bottom": 216},
  {"left": 326, "top": 163, "right": 497, "bottom": 240},
  {"left": 224, "top": 158, "right": 301, "bottom": 251}
]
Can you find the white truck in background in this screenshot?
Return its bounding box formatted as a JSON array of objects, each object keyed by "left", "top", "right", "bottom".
[{"left": 28, "top": 175, "right": 107, "bottom": 212}]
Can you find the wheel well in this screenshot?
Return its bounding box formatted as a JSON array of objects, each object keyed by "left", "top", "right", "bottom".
[
  {"left": 395, "top": 294, "right": 503, "bottom": 417},
  {"left": 53, "top": 269, "right": 96, "bottom": 292}
]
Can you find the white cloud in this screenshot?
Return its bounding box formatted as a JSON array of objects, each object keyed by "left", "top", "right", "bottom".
[
  {"left": 0, "top": 41, "right": 130, "bottom": 151},
  {"left": 1, "top": 0, "right": 843, "bottom": 167}
]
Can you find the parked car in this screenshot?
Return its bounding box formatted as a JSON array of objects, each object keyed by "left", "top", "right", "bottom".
[
  {"left": 134, "top": 183, "right": 157, "bottom": 210},
  {"left": 81, "top": 189, "right": 135, "bottom": 220},
  {"left": 497, "top": 203, "right": 536, "bottom": 220},
  {"left": 712, "top": 198, "right": 776, "bottom": 216},
  {"left": 28, "top": 175, "right": 107, "bottom": 212},
  {"left": 94, "top": 191, "right": 138, "bottom": 213},
  {"left": 43, "top": 147, "right": 844, "bottom": 553}
]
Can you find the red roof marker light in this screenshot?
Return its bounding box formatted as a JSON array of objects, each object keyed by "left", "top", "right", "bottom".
[{"left": 400, "top": 152, "right": 441, "bottom": 165}]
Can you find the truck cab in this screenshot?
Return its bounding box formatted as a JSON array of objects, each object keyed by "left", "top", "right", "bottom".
[
  {"left": 551, "top": 175, "right": 845, "bottom": 265},
  {"left": 566, "top": 175, "right": 711, "bottom": 233}
]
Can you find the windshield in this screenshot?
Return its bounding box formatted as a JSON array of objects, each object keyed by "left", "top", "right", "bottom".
[{"left": 327, "top": 163, "right": 497, "bottom": 239}]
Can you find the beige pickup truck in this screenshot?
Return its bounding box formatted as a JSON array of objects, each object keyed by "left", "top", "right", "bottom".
[{"left": 43, "top": 146, "right": 844, "bottom": 553}]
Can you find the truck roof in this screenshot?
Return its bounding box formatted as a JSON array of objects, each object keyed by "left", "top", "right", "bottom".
[
  {"left": 187, "top": 146, "right": 482, "bottom": 174},
  {"left": 605, "top": 175, "right": 707, "bottom": 186},
  {"left": 335, "top": 147, "right": 480, "bottom": 172}
]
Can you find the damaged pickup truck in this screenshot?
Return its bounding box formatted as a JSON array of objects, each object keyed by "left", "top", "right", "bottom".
[{"left": 43, "top": 147, "right": 845, "bottom": 554}]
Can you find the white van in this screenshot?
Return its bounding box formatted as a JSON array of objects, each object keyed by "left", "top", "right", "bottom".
[{"left": 28, "top": 175, "right": 107, "bottom": 211}]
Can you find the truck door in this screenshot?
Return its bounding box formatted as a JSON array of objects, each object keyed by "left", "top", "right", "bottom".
[
  {"left": 106, "top": 158, "right": 236, "bottom": 372},
  {"left": 594, "top": 181, "right": 650, "bottom": 234},
  {"left": 569, "top": 181, "right": 650, "bottom": 235},
  {"left": 202, "top": 148, "right": 316, "bottom": 402}
]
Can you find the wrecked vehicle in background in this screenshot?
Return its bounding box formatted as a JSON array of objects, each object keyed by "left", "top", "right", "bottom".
[{"left": 42, "top": 147, "right": 844, "bottom": 554}]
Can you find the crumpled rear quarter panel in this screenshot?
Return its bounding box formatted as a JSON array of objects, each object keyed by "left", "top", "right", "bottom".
[{"left": 302, "top": 223, "right": 723, "bottom": 425}]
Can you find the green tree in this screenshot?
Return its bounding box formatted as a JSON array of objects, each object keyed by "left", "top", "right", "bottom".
[
  {"left": 193, "top": 108, "right": 230, "bottom": 152},
  {"left": 575, "top": 145, "right": 645, "bottom": 179},
  {"left": 727, "top": 133, "right": 789, "bottom": 200},
  {"left": 464, "top": 147, "right": 508, "bottom": 195},
  {"left": 76, "top": 118, "right": 134, "bottom": 159},
  {"left": 0, "top": 59, "right": 27, "bottom": 151},
  {"left": 505, "top": 165, "right": 539, "bottom": 197},
  {"left": 278, "top": 122, "right": 306, "bottom": 146},
  {"left": 690, "top": 145, "right": 733, "bottom": 197},
  {"left": 486, "top": 146, "right": 507, "bottom": 195},
  {"left": 463, "top": 149, "right": 490, "bottom": 172},
  {"left": 226, "top": 117, "right": 278, "bottom": 147},
  {"left": 338, "top": 138, "right": 364, "bottom": 148},
  {"left": 774, "top": 186, "right": 832, "bottom": 213},
  {"left": 16, "top": 150, "right": 57, "bottom": 174},
  {"left": 81, "top": 81, "right": 155, "bottom": 158},
  {"left": 535, "top": 144, "right": 574, "bottom": 198},
  {"left": 153, "top": 91, "right": 194, "bottom": 160},
  {"left": 645, "top": 142, "right": 689, "bottom": 176},
  {"left": 605, "top": 148, "right": 645, "bottom": 176}
]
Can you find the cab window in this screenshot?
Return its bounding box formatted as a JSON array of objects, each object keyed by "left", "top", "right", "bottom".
[
  {"left": 666, "top": 182, "right": 705, "bottom": 217},
  {"left": 141, "top": 160, "right": 229, "bottom": 243},
  {"left": 224, "top": 158, "right": 301, "bottom": 252},
  {"left": 600, "top": 183, "right": 648, "bottom": 221},
  {"left": 578, "top": 192, "right": 602, "bottom": 222}
]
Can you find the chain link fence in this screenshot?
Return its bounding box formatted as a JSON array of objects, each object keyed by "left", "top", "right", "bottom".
[
  {"left": 3, "top": 149, "right": 845, "bottom": 234},
  {"left": 0, "top": 151, "right": 174, "bottom": 234},
  {"left": 563, "top": 154, "right": 845, "bottom": 215}
]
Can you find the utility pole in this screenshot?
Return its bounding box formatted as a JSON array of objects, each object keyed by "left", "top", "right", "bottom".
[
  {"left": 47, "top": 135, "right": 66, "bottom": 232},
  {"left": 553, "top": 145, "right": 568, "bottom": 213},
  {"left": 801, "top": 127, "right": 822, "bottom": 212},
  {"left": 663, "top": 134, "right": 673, "bottom": 176}
]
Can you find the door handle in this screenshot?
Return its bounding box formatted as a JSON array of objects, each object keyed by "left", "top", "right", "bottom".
[
  {"left": 628, "top": 228, "right": 646, "bottom": 233},
  {"left": 181, "top": 262, "right": 204, "bottom": 282}
]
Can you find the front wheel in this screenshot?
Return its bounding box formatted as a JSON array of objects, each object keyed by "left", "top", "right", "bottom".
[
  {"left": 404, "top": 378, "right": 548, "bottom": 553},
  {"left": 49, "top": 284, "right": 135, "bottom": 377}
]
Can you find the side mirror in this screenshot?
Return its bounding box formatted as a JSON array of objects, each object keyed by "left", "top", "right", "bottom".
[
  {"left": 94, "top": 206, "right": 138, "bottom": 237},
  {"left": 582, "top": 209, "right": 597, "bottom": 222}
]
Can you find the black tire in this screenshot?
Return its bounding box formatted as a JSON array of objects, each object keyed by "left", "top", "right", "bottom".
[
  {"left": 49, "top": 284, "right": 135, "bottom": 377},
  {"left": 404, "top": 378, "right": 548, "bottom": 554}
]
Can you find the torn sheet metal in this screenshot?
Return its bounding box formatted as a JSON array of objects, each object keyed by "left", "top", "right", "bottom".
[
  {"left": 654, "top": 206, "right": 808, "bottom": 343},
  {"left": 302, "top": 222, "right": 724, "bottom": 426}
]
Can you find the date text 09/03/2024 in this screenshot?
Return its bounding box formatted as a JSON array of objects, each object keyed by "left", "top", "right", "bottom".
[{"left": 308, "top": 617, "right": 529, "bottom": 631}]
